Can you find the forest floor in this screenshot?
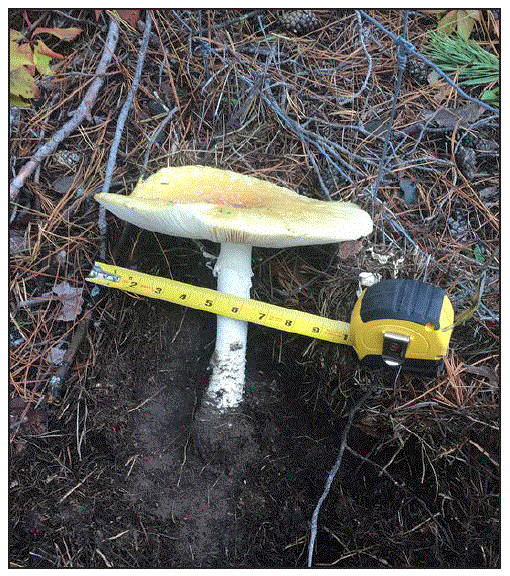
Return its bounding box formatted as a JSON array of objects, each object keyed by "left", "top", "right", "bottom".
[{"left": 9, "top": 9, "right": 499, "bottom": 568}]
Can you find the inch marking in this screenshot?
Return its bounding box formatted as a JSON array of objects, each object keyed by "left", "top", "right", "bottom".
[{"left": 86, "top": 262, "right": 351, "bottom": 344}]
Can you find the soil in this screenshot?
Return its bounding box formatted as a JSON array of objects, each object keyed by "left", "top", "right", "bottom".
[
  {"left": 10, "top": 235, "right": 499, "bottom": 568},
  {"left": 90, "top": 295, "right": 343, "bottom": 568},
  {"left": 9, "top": 239, "right": 344, "bottom": 568}
]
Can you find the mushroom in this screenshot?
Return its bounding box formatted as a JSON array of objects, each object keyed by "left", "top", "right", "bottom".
[{"left": 95, "top": 165, "right": 373, "bottom": 416}]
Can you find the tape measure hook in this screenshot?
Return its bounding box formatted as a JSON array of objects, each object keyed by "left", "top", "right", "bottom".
[{"left": 88, "top": 263, "right": 121, "bottom": 284}]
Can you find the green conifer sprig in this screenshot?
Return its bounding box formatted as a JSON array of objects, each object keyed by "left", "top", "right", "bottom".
[{"left": 425, "top": 31, "right": 499, "bottom": 88}]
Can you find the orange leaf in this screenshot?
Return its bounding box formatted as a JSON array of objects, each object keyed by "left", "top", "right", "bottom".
[
  {"left": 34, "top": 39, "right": 64, "bottom": 60},
  {"left": 32, "top": 26, "right": 82, "bottom": 41},
  {"left": 94, "top": 9, "right": 103, "bottom": 20},
  {"left": 117, "top": 9, "right": 141, "bottom": 27}
]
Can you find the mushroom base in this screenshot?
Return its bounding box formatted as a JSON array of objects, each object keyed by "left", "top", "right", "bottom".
[
  {"left": 193, "top": 397, "right": 258, "bottom": 467},
  {"left": 204, "top": 344, "right": 246, "bottom": 409}
]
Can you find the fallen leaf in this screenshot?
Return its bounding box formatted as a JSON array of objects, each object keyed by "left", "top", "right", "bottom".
[
  {"left": 10, "top": 66, "right": 39, "bottom": 99},
  {"left": 478, "top": 186, "right": 498, "bottom": 200},
  {"left": 427, "top": 70, "right": 441, "bottom": 86},
  {"left": 420, "top": 10, "right": 445, "bottom": 16},
  {"left": 10, "top": 397, "right": 47, "bottom": 436},
  {"left": 466, "top": 9, "right": 481, "bottom": 21},
  {"left": 46, "top": 345, "right": 67, "bottom": 365},
  {"left": 32, "top": 26, "right": 82, "bottom": 42},
  {"left": 437, "top": 10, "right": 457, "bottom": 35},
  {"left": 42, "top": 281, "right": 84, "bottom": 321},
  {"left": 336, "top": 239, "right": 362, "bottom": 259},
  {"left": 399, "top": 177, "right": 418, "bottom": 205},
  {"left": 9, "top": 39, "right": 33, "bottom": 70},
  {"left": 456, "top": 9, "right": 475, "bottom": 41},
  {"left": 10, "top": 29, "right": 25, "bottom": 42},
  {"left": 117, "top": 9, "right": 141, "bottom": 27},
  {"left": 421, "top": 102, "right": 485, "bottom": 129},
  {"left": 33, "top": 40, "right": 64, "bottom": 75},
  {"left": 9, "top": 230, "right": 28, "bottom": 254},
  {"left": 9, "top": 95, "right": 31, "bottom": 108},
  {"left": 462, "top": 364, "right": 498, "bottom": 385},
  {"left": 51, "top": 175, "right": 76, "bottom": 195}
]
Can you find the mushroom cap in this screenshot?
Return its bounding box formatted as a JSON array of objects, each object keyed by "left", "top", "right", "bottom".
[{"left": 95, "top": 165, "right": 373, "bottom": 248}]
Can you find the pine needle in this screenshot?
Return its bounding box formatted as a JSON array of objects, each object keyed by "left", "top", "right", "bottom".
[{"left": 425, "top": 31, "right": 499, "bottom": 89}]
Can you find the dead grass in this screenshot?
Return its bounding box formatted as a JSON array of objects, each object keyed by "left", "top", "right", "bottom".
[{"left": 9, "top": 8, "right": 499, "bottom": 568}]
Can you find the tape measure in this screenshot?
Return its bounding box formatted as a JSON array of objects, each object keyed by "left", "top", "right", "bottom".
[{"left": 87, "top": 262, "right": 454, "bottom": 375}]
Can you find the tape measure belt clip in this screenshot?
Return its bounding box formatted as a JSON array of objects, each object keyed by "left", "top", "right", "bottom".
[{"left": 382, "top": 332, "right": 410, "bottom": 366}]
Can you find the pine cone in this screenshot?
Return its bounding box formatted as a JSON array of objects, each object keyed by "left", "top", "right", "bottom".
[
  {"left": 447, "top": 208, "right": 471, "bottom": 241},
  {"left": 404, "top": 57, "right": 429, "bottom": 84},
  {"left": 459, "top": 131, "right": 496, "bottom": 153},
  {"left": 456, "top": 145, "right": 477, "bottom": 180},
  {"left": 459, "top": 131, "right": 482, "bottom": 149},
  {"left": 279, "top": 10, "right": 319, "bottom": 35}
]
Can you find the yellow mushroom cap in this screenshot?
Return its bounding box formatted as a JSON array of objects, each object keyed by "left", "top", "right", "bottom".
[{"left": 95, "top": 165, "right": 373, "bottom": 248}]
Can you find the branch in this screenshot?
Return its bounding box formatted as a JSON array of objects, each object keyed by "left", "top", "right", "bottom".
[
  {"left": 9, "top": 18, "right": 120, "bottom": 202},
  {"left": 98, "top": 9, "right": 153, "bottom": 259},
  {"left": 307, "top": 389, "right": 373, "bottom": 567}
]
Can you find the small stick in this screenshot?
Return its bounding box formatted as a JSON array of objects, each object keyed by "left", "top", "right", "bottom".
[
  {"left": 141, "top": 105, "right": 178, "bottom": 178},
  {"left": 99, "top": 10, "right": 153, "bottom": 259},
  {"left": 47, "top": 308, "right": 93, "bottom": 405},
  {"left": 58, "top": 468, "right": 95, "bottom": 503},
  {"left": 307, "top": 389, "right": 373, "bottom": 567}
]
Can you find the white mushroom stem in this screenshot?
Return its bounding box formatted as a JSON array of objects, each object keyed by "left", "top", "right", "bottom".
[{"left": 204, "top": 242, "right": 253, "bottom": 411}]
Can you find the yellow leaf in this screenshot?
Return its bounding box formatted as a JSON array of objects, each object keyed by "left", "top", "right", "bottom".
[
  {"left": 10, "top": 94, "right": 31, "bottom": 108},
  {"left": 10, "top": 67, "right": 39, "bottom": 99},
  {"left": 10, "top": 40, "right": 33, "bottom": 70},
  {"left": 33, "top": 40, "right": 62, "bottom": 75},
  {"left": 10, "top": 29, "right": 25, "bottom": 41},
  {"left": 456, "top": 9, "right": 475, "bottom": 40},
  {"left": 33, "top": 51, "right": 52, "bottom": 75},
  {"left": 437, "top": 10, "right": 458, "bottom": 35}
]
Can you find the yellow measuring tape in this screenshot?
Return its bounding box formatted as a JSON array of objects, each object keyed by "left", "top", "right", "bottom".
[{"left": 87, "top": 262, "right": 352, "bottom": 345}]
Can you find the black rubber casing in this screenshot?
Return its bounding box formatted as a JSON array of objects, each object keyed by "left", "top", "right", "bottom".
[{"left": 359, "top": 279, "right": 446, "bottom": 328}]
